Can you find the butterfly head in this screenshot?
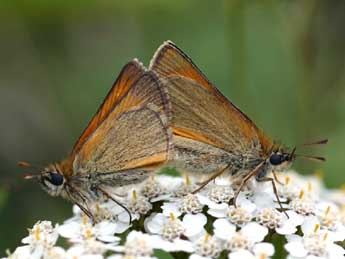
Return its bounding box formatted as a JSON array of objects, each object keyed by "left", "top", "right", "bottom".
[
  {"left": 22, "top": 162, "right": 66, "bottom": 197},
  {"left": 267, "top": 139, "right": 328, "bottom": 171},
  {"left": 38, "top": 165, "right": 66, "bottom": 197},
  {"left": 268, "top": 147, "right": 296, "bottom": 171}
]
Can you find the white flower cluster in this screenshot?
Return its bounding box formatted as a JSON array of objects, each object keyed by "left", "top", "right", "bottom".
[{"left": 4, "top": 171, "right": 345, "bottom": 259}]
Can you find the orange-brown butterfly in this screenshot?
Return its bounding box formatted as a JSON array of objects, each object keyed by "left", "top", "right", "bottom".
[
  {"left": 149, "top": 41, "right": 327, "bottom": 211},
  {"left": 20, "top": 59, "right": 171, "bottom": 221}
]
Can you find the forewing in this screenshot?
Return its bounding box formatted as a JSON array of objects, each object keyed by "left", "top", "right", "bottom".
[
  {"left": 71, "top": 60, "right": 146, "bottom": 158},
  {"left": 166, "top": 77, "right": 259, "bottom": 153},
  {"left": 150, "top": 41, "right": 273, "bottom": 153},
  {"left": 73, "top": 72, "right": 170, "bottom": 174}
]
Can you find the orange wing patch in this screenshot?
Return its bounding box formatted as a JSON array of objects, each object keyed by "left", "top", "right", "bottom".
[
  {"left": 173, "top": 127, "right": 220, "bottom": 148},
  {"left": 122, "top": 153, "right": 166, "bottom": 170}
]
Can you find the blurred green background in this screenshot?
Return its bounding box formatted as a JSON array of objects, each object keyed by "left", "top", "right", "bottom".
[{"left": 0, "top": 0, "right": 344, "bottom": 253}]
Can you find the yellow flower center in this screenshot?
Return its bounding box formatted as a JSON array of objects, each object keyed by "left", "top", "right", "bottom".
[
  {"left": 299, "top": 189, "right": 305, "bottom": 199},
  {"left": 307, "top": 182, "right": 313, "bottom": 192},
  {"left": 170, "top": 212, "right": 175, "bottom": 221},
  {"left": 324, "top": 206, "right": 331, "bottom": 217},
  {"left": 314, "top": 223, "right": 320, "bottom": 233},
  {"left": 204, "top": 233, "right": 210, "bottom": 242},
  {"left": 82, "top": 215, "right": 88, "bottom": 225},
  {"left": 34, "top": 225, "right": 41, "bottom": 241},
  {"left": 86, "top": 228, "right": 93, "bottom": 239},
  {"left": 132, "top": 190, "right": 138, "bottom": 201},
  {"left": 185, "top": 174, "right": 191, "bottom": 186},
  {"left": 314, "top": 170, "right": 324, "bottom": 180}
]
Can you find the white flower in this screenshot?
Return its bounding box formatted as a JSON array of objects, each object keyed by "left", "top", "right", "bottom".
[
  {"left": 227, "top": 205, "right": 254, "bottom": 227},
  {"left": 66, "top": 238, "right": 112, "bottom": 258},
  {"left": 108, "top": 231, "right": 159, "bottom": 259},
  {"left": 65, "top": 203, "right": 132, "bottom": 234},
  {"left": 161, "top": 202, "right": 182, "bottom": 217},
  {"left": 173, "top": 174, "right": 196, "bottom": 197},
  {"left": 22, "top": 221, "right": 59, "bottom": 247},
  {"left": 126, "top": 190, "right": 152, "bottom": 216},
  {"left": 11, "top": 221, "right": 60, "bottom": 259},
  {"left": 302, "top": 214, "right": 345, "bottom": 243},
  {"left": 7, "top": 168, "right": 345, "bottom": 259},
  {"left": 228, "top": 242, "right": 275, "bottom": 259},
  {"left": 327, "top": 187, "right": 345, "bottom": 207},
  {"left": 140, "top": 176, "right": 166, "bottom": 200},
  {"left": 256, "top": 208, "right": 284, "bottom": 229},
  {"left": 195, "top": 179, "right": 237, "bottom": 219},
  {"left": 145, "top": 212, "right": 206, "bottom": 241},
  {"left": 192, "top": 234, "right": 222, "bottom": 259},
  {"left": 255, "top": 208, "right": 303, "bottom": 235},
  {"left": 213, "top": 219, "right": 269, "bottom": 255},
  {"left": 179, "top": 194, "right": 204, "bottom": 214},
  {"left": 9, "top": 246, "right": 66, "bottom": 259},
  {"left": 285, "top": 223, "right": 345, "bottom": 258},
  {"left": 208, "top": 185, "right": 234, "bottom": 204},
  {"left": 144, "top": 212, "right": 205, "bottom": 252},
  {"left": 315, "top": 203, "right": 345, "bottom": 240},
  {"left": 290, "top": 189, "right": 316, "bottom": 216},
  {"left": 275, "top": 210, "right": 304, "bottom": 235},
  {"left": 58, "top": 215, "right": 120, "bottom": 244}
]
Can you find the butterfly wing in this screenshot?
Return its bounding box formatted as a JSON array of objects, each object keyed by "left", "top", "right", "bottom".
[
  {"left": 71, "top": 59, "right": 146, "bottom": 159},
  {"left": 62, "top": 58, "right": 170, "bottom": 176},
  {"left": 150, "top": 41, "right": 273, "bottom": 154},
  {"left": 72, "top": 71, "right": 170, "bottom": 175}
]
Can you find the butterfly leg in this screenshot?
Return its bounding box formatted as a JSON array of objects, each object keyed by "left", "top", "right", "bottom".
[
  {"left": 256, "top": 177, "right": 288, "bottom": 218},
  {"left": 232, "top": 161, "right": 265, "bottom": 207},
  {"left": 97, "top": 187, "right": 133, "bottom": 224},
  {"left": 65, "top": 183, "right": 95, "bottom": 223},
  {"left": 192, "top": 164, "right": 232, "bottom": 194},
  {"left": 272, "top": 171, "right": 284, "bottom": 185},
  {"left": 74, "top": 201, "right": 95, "bottom": 223}
]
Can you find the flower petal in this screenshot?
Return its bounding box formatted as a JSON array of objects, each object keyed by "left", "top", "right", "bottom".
[
  {"left": 161, "top": 202, "right": 182, "bottom": 217},
  {"left": 253, "top": 242, "right": 275, "bottom": 256},
  {"left": 183, "top": 213, "right": 207, "bottom": 238},
  {"left": 241, "top": 222, "right": 268, "bottom": 242},
  {"left": 144, "top": 213, "right": 164, "bottom": 234},
  {"left": 285, "top": 242, "right": 308, "bottom": 257},
  {"left": 228, "top": 249, "right": 255, "bottom": 259},
  {"left": 213, "top": 219, "right": 236, "bottom": 240}
]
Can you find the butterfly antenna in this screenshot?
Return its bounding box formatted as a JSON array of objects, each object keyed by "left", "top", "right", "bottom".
[
  {"left": 295, "top": 154, "right": 326, "bottom": 162},
  {"left": 18, "top": 161, "right": 32, "bottom": 167},
  {"left": 18, "top": 161, "right": 42, "bottom": 170},
  {"left": 23, "top": 173, "right": 40, "bottom": 180},
  {"left": 289, "top": 147, "right": 297, "bottom": 160},
  {"left": 301, "top": 139, "right": 328, "bottom": 146}
]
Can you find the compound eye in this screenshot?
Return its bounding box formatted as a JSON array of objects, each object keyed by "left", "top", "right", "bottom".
[
  {"left": 49, "top": 172, "right": 64, "bottom": 186},
  {"left": 270, "top": 153, "right": 282, "bottom": 165}
]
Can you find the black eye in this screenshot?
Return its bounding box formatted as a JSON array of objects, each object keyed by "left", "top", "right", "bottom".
[
  {"left": 282, "top": 154, "right": 291, "bottom": 162},
  {"left": 49, "top": 172, "right": 64, "bottom": 186},
  {"left": 270, "top": 153, "right": 282, "bottom": 165}
]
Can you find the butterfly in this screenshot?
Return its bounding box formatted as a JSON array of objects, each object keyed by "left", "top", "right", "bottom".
[
  {"left": 21, "top": 59, "right": 171, "bottom": 221},
  {"left": 149, "top": 41, "right": 327, "bottom": 211}
]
